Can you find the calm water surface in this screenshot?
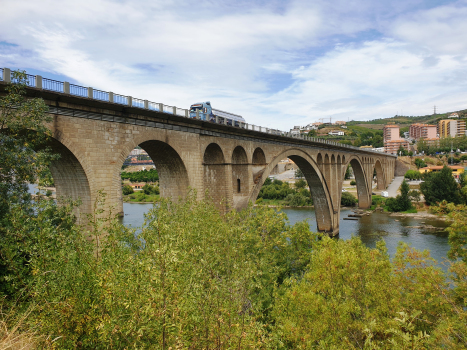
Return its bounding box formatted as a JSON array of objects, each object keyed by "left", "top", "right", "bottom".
[{"left": 122, "top": 203, "right": 450, "bottom": 263}]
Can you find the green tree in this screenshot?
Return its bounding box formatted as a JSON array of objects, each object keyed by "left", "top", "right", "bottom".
[
  {"left": 0, "top": 70, "right": 54, "bottom": 219},
  {"left": 295, "top": 168, "right": 304, "bottom": 179},
  {"left": 344, "top": 164, "right": 351, "bottom": 180},
  {"left": 414, "top": 158, "right": 427, "bottom": 169},
  {"left": 294, "top": 179, "right": 307, "bottom": 189},
  {"left": 122, "top": 184, "right": 134, "bottom": 195},
  {"left": 397, "top": 145, "right": 408, "bottom": 156},
  {"left": 386, "top": 180, "right": 412, "bottom": 212},
  {"left": 0, "top": 71, "right": 60, "bottom": 297},
  {"left": 420, "top": 167, "right": 463, "bottom": 205},
  {"left": 341, "top": 192, "right": 357, "bottom": 206}
]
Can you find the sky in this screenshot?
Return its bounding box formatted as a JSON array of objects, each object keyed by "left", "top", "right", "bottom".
[{"left": 1, "top": 0, "right": 467, "bottom": 130}]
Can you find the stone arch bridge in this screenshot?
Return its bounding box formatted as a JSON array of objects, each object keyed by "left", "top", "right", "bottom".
[{"left": 0, "top": 73, "right": 396, "bottom": 236}]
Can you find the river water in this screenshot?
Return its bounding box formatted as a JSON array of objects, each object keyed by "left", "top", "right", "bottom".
[{"left": 122, "top": 203, "right": 451, "bottom": 264}]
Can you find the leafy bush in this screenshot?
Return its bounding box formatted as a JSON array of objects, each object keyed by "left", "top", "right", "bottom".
[
  {"left": 9, "top": 194, "right": 317, "bottom": 348},
  {"left": 341, "top": 192, "right": 357, "bottom": 206},
  {"left": 142, "top": 183, "right": 159, "bottom": 195},
  {"left": 350, "top": 180, "right": 357, "bottom": 186},
  {"left": 122, "top": 184, "right": 134, "bottom": 195},
  {"left": 285, "top": 193, "right": 309, "bottom": 207},
  {"left": 404, "top": 170, "right": 421, "bottom": 180}
]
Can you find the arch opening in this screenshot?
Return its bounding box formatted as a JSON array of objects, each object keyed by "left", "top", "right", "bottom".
[
  {"left": 119, "top": 140, "right": 190, "bottom": 208},
  {"left": 252, "top": 147, "right": 266, "bottom": 164},
  {"left": 249, "top": 149, "right": 334, "bottom": 234},
  {"left": 47, "top": 137, "right": 92, "bottom": 223}
]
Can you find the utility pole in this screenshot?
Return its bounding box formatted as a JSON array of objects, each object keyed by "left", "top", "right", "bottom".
[{"left": 434, "top": 105, "right": 437, "bottom": 115}]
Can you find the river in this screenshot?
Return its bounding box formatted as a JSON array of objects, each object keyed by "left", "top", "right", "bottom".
[
  {"left": 28, "top": 182, "right": 450, "bottom": 264},
  {"left": 122, "top": 203, "right": 451, "bottom": 264}
]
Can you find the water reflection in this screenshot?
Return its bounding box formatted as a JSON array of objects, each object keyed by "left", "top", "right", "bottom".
[{"left": 283, "top": 207, "right": 450, "bottom": 264}]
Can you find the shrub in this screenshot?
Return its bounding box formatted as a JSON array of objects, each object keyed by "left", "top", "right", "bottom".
[
  {"left": 404, "top": 170, "right": 421, "bottom": 180},
  {"left": 122, "top": 184, "right": 134, "bottom": 195},
  {"left": 350, "top": 180, "right": 357, "bottom": 186},
  {"left": 142, "top": 183, "right": 159, "bottom": 195},
  {"left": 294, "top": 179, "right": 307, "bottom": 189},
  {"left": 285, "top": 193, "right": 309, "bottom": 207},
  {"left": 341, "top": 192, "right": 357, "bottom": 206},
  {"left": 45, "top": 189, "right": 52, "bottom": 197}
]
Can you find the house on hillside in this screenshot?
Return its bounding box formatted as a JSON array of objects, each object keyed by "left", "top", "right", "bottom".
[{"left": 328, "top": 130, "right": 344, "bottom": 136}]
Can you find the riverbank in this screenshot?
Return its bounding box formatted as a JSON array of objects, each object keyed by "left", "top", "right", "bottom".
[{"left": 389, "top": 210, "right": 450, "bottom": 221}]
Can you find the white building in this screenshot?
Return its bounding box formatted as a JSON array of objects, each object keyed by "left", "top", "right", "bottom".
[{"left": 328, "top": 130, "right": 344, "bottom": 136}]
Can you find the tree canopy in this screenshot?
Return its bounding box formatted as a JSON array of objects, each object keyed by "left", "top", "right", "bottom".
[{"left": 420, "top": 166, "right": 463, "bottom": 205}]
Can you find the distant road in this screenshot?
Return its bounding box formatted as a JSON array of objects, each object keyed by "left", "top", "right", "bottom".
[
  {"left": 386, "top": 176, "right": 404, "bottom": 197},
  {"left": 269, "top": 169, "right": 296, "bottom": 181}
]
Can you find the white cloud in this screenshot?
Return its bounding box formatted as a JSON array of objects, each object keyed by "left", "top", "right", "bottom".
[{"left": 0, "top": 0, "right": 466, "bottom": 130}]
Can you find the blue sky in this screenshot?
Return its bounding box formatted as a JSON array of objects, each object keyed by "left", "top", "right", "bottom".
[{"left": 1, "top": 0, "right": 467, "bottom": 130}]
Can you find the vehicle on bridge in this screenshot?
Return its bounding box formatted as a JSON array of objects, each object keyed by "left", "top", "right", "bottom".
[{"left": 189, "top": 101, "right": 245, "bottom": 127}]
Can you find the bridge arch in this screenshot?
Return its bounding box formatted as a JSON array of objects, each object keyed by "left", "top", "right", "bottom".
[
  {"left": 345, "top": 156, "right": 371, "bottom": 208},
  {"left": 252, "top": 147, "right": 266, "bottom": 164},
  {"left": 118, "top": 136, "right": 190, "bottom": 206},
  {"left": 250, "top": 148, "right": 334, "bottom": 233},
  {"left": 46, "top": 134, "right": 93, "bottom": 223}
]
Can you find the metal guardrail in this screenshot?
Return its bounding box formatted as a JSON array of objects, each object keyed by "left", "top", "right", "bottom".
[
  {"left": 70, "top": 84, "right": 87, "bottom": 97},
  {"left": 93, "top": 89, "right": 109, "bottom": 101},
  {"left": 43, "top": 77, "right": 63, "bottom": 92},
  {"left": 0, "top": 67, "right": 394, "bottom": 156}
]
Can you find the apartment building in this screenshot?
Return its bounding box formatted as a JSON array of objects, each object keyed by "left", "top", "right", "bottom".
[
  {"left": 383, "top": 124, "right": 400, "bottom": 142},
  {"left": 384, "top": 139, "right": 410, "bottom": 155},
  {"left": 438, "top": 119, "right": 466, "bottom": 138},
  {"left": 409, "top": 123, "right": 437, "bottom": 139}
]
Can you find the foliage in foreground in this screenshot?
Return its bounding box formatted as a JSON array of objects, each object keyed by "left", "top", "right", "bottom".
[
  {"left": 1, "top": 194, "right": 466, "bottom": 349},
  {"left": 3, "top": 194, "right": 317, "bottom": 349}
]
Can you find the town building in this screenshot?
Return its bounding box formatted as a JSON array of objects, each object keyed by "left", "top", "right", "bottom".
[
  {"left": 409, "top": 123, "right": 437, "bottom": 140},
  {"left": 419, "top": 165, "right": 465, "bottom": 180},
  {"left": 383, "top": 124, "right": 409, "bottom": 154},
  {"left": 383, "top": 124, "right": 400, "bottom": 142},
  {"left": 328, "top": 130, "right": 344, "bottom": 136},
  {"left": 384, "top": 139, "right": 410, "bottom": 155},
  {"left": 129, "top": 148, "right": 148, "bottom": 156},
  {"left": 334, "top": 121, "right": 346, "bottom": 125},
  {"left": 449, "top": 113, "right": 459, "bottom": 118},
  {"left": 438, "top": 119, "right": 466, "bottom": 138}
]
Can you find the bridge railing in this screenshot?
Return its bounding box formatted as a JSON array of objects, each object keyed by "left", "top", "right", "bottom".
[
  {"left": 0, "top": 67, "right": 391, "bottom": 156},
  {"left": 70, "top": 84, "right": 88, "bottom": 98}
]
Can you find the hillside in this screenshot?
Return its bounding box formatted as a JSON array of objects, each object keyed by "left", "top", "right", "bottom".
[{"left": 350, "top": 109, "right": 467, "bottom": 126}]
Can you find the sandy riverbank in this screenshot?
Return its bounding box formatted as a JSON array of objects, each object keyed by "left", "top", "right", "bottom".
[{"left": 388, "top": 211, "right": 450, "bottom": 221}]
